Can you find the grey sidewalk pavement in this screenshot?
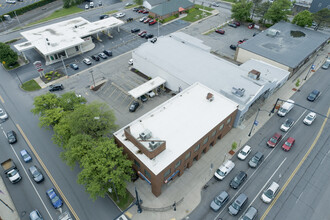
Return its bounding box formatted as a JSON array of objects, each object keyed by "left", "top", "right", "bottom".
[{"left": 0, "top": 176, "right": 20, "bottom": 220}]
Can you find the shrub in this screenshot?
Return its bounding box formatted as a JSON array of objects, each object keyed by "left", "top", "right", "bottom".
[
  {"left": 231, "top": 142, "right": 237, "bottom": 151},
  {"left": 246, "top": 18, "right": 253, "bottom": 22},
  {"left": 295, "top": 79, "right": 300, "bottom": 87}
]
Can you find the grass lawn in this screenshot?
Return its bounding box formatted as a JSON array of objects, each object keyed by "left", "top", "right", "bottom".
[
  {"left": 28, "top": 6, "right": 84, "bottom": 26},
  {"left": 160, "top": 15, "right": 178, "bottom": 23},
  {"left": 105, "top": 10, "right": 118, "bottom": 15},
  {"left": 21, "top": 79, "right": 41, "bottom": 91},
  {"left": 181, "top": 9, "right": 211, "bottom": 22},
  {"left": 222, "top": 0, "right": 237, "bottom": 3},
  {"left": 125, "top": 4, "right": 138, "bottom": 9},
  {"left": 108, "top": 189, "right": 135, "bottom": 210},
  {"left": 195, "top": 4, "right": 214, "bottom": 11}
]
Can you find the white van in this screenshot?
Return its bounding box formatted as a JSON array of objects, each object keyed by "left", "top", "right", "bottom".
[
  {"left": 214, "top": 160, "right": 235, "bottom": 180},
  {"left": 277, "top": 99, "right": 294, "bottom": 117},
  {"left": 261, "top": 181, "right": 280, "bottom": 203}
]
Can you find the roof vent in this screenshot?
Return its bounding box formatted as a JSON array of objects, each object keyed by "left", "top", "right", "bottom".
[
  {"left": 149, "top": 141, "right": 160, "bottom": 150},
  {"left": 232, "top": 87, "right": 245, "bottom": 97},
  {"left": 248, "top": 69, "right": 260, "bottom": 80},
  {"left": 206, "top": 93, "right": 214, "bottom": 102},
  {"left": 140, "top": 129, "right": 152, "bottom": 140},
  {"left": 266, "top": 29, "right": 280, "bottom": 37}
]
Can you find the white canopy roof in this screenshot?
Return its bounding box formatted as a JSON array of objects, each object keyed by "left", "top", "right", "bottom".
[{"left": 128, "top": 76, "right": 166, "bottom": 98}]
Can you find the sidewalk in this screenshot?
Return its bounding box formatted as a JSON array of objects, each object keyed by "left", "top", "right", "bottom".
[
  {"left": 0, "top": 176, "right": 20, "bottom": 220},
  {"left": 123, "top": 44, "right": 330, "bottom": 220}
]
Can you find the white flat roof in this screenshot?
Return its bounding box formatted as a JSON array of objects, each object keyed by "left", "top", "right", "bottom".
[
  {"left": 128, "top": 76, "right": 166, "bottom": 98},
  {"left": 15, "top": 17, "right": 124, "bottom": 55},
  {"left": 114, "top": 82, "right": 238, "bottom": 175}
]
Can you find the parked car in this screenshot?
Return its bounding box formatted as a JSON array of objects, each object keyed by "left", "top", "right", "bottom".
[
  {"left": 91, "top": 55, "right": 100, "bottom": 61},
  {"left": 131, "top": 28, "right": 140, "bottom": 33},
  {"left": 132, "top": 7, "right": 140, "bottom": 12},
  {"left": 230, "top": 44, "right": 237, "bottom": 50},
  {"left": 49, "top": 84, "right": 64, "bottom": 92},
  {"left": 210, "top": 191, "right": 229, "bottom": 211},
  {"left": 149, "top": 20, "right": 157, "bottom": 25},
  {"left": 230, "top": 171, "right": 247, "bottom": 189},
  {"left": 99, "top": 14, "right": 109, "bottom": 20},
  {"left": 127, "top": 17, "right": 133, "bottom": 22},
  {"left": 83, "top": 58, "right": 92, "bottom": 65},
  {"left": 261, "top": 181, "right": 279, "bottom": 203},
  {"left": 125, "top": 2, "right": 132, "bottom": 6},
  {"left": 277, "top": 99, "right": 295, "bottom": 117},
  {"left": 103, "top": 50, "right": 112, "bottom": 57},
  {"left": 28, "top": 165, "right": 44, "bottom": 183},
  {"left": 144, "top": 18, "right": 152, "bottom": 23},
  {"left": 140, "top": 95, "right": 148, "bottom": 102},
  {"left": 20, "top": 150, "right": 32, "bottom": 163},
  {"left": 85, "top": 4, "right": 89, "bottom": 9},
  {"left": 0, "top": 108, "right": 8, "bottom": 121},
  {"left": 7, "top": 130, "right": 17, "bottom": 144},
  {"left": 280, "top": 118, "right": 294, "bottom": 132},
  {"left": 98, "top": 52, "right": 107, "bottom": 59},
  {"left": 150, "top": 37, "right": 157, "bottom": 43},
  {"left": 233, "top": 21, "right": 241, "bottom": 26},
  {"left": 6, "top": 0, "right": 16, "bottom": 4},
  {"left": 215, "top": 29, "right": 225, "bottom": 34},
  {"left": 142, "top": 10, "right": 149, "bottom": 14},
  {"left": 98, "top": 1, "right": 102, "bottom": 6},
  {"left": 140, "top": 16, "right": 147, "bottom": 22},
  {"left": 211, "top": 2, "right": 220, "bottom": 7},
  {"left": 129, "top": 101, "right": 139, "bottom": 112},
  {"left": 249, "top": 151, "right": 263, "bottom": 168},
  {"left": 240, "top": 206, "right": 258, "bottom": 220},
  {"left": 29, "top": 210, "right": 43, "bottom": 220},
  {"left": 228, "top": 193, "right": 248, "bottom": 215},
  {"left": 238, "top": 39, "right": 247, "bottom": 44},
  {"left": 115, "top": 12, "right": 125, "bottom": 18},
  {"left": 321, "top": 59, "right": 330, "bottom": 69},
  {"left": 138, "top": 9, "right": 144, "bottom": 13},
  {"left": 237, "top": 145, "right": 251, "bottom": 160},
  {"left": 282, "top": 137, "right": 295, "bottom": 151},
  {"left": 303, "top": 112, "right": 316, "bottom": 125},
  {"left": 267, "top": 132, "right": 282, "bottom": 147},
  {"left": 128, "top": 59, "right": 133, "bottom": 65},
  {"left": 229, "top": 23, "right": 237, "bottom": 28},
  {"left": 147, "top": 91, "right": 156, "bottom": 98},
  {"left": 89, "top": 2, "right": 94, "bottom": 8},
  {"left": 307, "top": 89, "right": 320, "bottom": 102},
  {"left": 138, "top": 30, "right": 147, "bottom": 36},
  {"left": 70, "top": 63, "right": 79, "bottom": 70},
  {"left": 214, "top": 160, "right": 235, "bottom": 180},
  {"left": 46, "top": 188, "right": 63, "bottom": 209},
  {"left": 145, "top": 33, "right": 154, "bottom": 39},
  {"left": 140, "top": 32, "right": 147, "bottom": 38}
]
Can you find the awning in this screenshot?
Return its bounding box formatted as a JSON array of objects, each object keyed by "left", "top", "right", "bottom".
[
  {"left": 178, "top": 7, "right": 185, "bottom": 12},
  {"left": 128, "top": 76, "right": 166, "bottom": 99},
  {"left": 138, "top": 171, "right": 151, "bottom": 185}
]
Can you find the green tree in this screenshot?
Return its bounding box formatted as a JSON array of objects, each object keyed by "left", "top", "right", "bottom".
[
  {"left": 231, "top": 0, "right": 253, "bottom": 21},
  {"left": 264, "top": 0, "right": 292, "bottom": 24},
  {"left": 292, "top": 10, "right": 313, "bottom": 27},
  {"left": 251, "top": 0, "right": 262, "bottom": 19},
  {"left": 133, "top": 0, "right": 143, "bottom": 5},
  {"left": 58, "top": 92, "right": 86, "bottom": 111},
  {"left": 313, "top": 8, "right": 330, "bottom": 31},
  {"left": 77, "top": 138, "right": 133, "bottom": 200},
  {"left": 63, "top": 0, "right": 84, "bottom": 8},
  {"left": 39, "top": 108, "right": 65, "bottom": 128},
  {"left": 0, "top": 42, "right": 18, "bottom": 66},
  {"left": 31, "top": 93, "right": 60, "bottom": 116},
  {"left": 254, "top": 1, "right": 272, "bottom": 24}
]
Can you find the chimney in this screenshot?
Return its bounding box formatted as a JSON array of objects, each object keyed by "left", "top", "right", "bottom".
[
  {"left": 248, "top": 69, "right": 260, "bottom": 80},
  {"left": 206, "top": 92, "right": 214, "bottom": 102}
]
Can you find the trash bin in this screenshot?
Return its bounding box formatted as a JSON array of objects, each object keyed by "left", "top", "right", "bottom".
[{"left": 4, "top": 15, "right": 11, "bottom": 21}]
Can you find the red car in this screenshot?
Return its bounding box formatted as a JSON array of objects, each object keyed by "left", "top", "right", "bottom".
[
  {"left": 142, "top": 10, "right": 149, "bottom": 14},
  {"left": 215, "top": 29, "right": 225, "bottom": 34},
  {"left": 238, "top": 39, "right": 247, "bottom": 44},
  {"left": 138, "top": 30, "right": 147, "bottom": 36},
  {"left": 149, "top": 20, "right": 157, "bottom": 25},
  {"left": 138, "top": 9, "right": 144, "bottom": 13},
  {"left": 234, "top": 21, "right": 241, "bottom": 26},
  {"left": 267, "top": 132, "right": 282, "bottom": 147},
  {"left": 282, "top": 137, "right": 295, "bottom": 151},
  {"left": 144, "top": 18, "right": 152, "bottom": 23}
]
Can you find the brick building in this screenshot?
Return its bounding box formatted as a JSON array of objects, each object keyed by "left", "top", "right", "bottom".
[
  {"left": 114, "top": 82, "right": 238, "bottom": 197},
  {"left": 149, "top": 0, "right": 194, "bottom": 20}
]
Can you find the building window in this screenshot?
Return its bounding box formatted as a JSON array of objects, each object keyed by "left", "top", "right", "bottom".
[
  {"left": 175, "top": 160, "right": 181, "bottom": 169},
  {"left": 203, "top": 137, "right": 209, "bottom": 145},
  {"left": 134, "top": 160, "right": 140, "bottom": 168},
  {"left": 164, "top": 168, "right": 171, "bottom": 177},
  {"left": 75, "top": 46, "right": 79, "bottom": 51},
  {"left": 145, "top": 170, "right": 151, "bottom": 179},
  {"left": 194, "top": 144, "right": 200, "bottom": 152},
  {"left": 219, "top": 124, "right": 224, "bottom": 130},
  {"left": 227, "top": 117, "right": 231, "bottom": 124},
  {"left": 211, "top": 130, "right": 216, "bottom": 137},
  {"left": 185, "top": 152, "right": 191, "bottom": 160}
]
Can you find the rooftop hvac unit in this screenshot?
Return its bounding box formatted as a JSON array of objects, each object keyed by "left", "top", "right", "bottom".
[
  {"left": 149, "top": 141, "right": 160, "bottom": 150},
  {"left": 232, "top": 87, "right": 245, "bottom": 97},
  {"left": 206, "top": 93, "right": 214, "bottom": 102},
  {"left": 139, "top": 129, "right": 152, "bottom": 140},
  {"left": 248, "top": 69, "right": 261, "bottom": 80}
]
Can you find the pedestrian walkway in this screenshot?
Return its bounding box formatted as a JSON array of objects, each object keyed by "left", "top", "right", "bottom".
[{"left": 0, "top": 176, "right": 20, "bottom": 220}]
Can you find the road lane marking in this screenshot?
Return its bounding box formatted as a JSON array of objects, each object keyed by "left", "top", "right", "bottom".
[
  {"left": 16, "top": 124, "right": 80, "bottom": 220},
  {"left": 0, "top": 94, "right": 4, "bottom": 103},
  {"left": 261, "top": 107, "right": 330, "bottom": 220}
]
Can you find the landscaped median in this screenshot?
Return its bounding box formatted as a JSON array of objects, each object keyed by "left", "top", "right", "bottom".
[
  {"left": 181, "top": 7, "right": 212, "bottom": 22},
  {"left": 21, "top": 79, "right": 41, "bottom": 91}
]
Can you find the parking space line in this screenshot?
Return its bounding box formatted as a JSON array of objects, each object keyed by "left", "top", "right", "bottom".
[{"left": 0, "top": 94, "right": 4, "bottom": 103}]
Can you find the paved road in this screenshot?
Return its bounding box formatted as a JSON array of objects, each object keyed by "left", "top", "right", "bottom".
[{"left": 188, "top": 66, "right": 330, "bottom": 220}]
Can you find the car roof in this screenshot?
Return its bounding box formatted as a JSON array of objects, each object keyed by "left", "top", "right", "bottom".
[
  {"left": 274, "top": 132, "right": 281, "bottom": 138},
  {"left": 242, "top": 145, "right": 251, "bottom": 151},
  {"left": 236, "top": 193, "right": 247, "bottom": 202},
  {"left": 269, "top": 181, "right": 279, "bottom": 190},
  {"left": 286, "top": 137, "right": 295, "bottom": 142},
  {"left": 219, "top": 190, "right": 228, "bottom": 198},
  {"left": 308, "top": 112, "right": 316, "bottom": 117},
  {"left": 255, "top": 151, "right": 263, "bottom": 158},
  {"left": 312, "top": 89, "right": 319, "bottom": 94},
  {"left": 245, "top": 206, "right": 257, "bottom": 217}
]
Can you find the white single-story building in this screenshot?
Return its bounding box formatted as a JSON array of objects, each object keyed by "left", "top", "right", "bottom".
[
  {"left": 14, "top": 17, "right": 124, "bottom": 65},
  {"left": 132, "top": 32, "right": 290, "bottom": 127}
]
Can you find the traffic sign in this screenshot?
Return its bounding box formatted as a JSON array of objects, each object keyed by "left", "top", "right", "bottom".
[{"left": 254, "top": 120, "right": 259, "bottom": 126}]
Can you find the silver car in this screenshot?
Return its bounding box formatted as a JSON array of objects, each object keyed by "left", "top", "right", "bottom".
[
  {"left": 29, "top": 166, "right": 44, "bottom": 183},
  {"left": 0, "top": 108, "right": 8, "bottom": 120},
  {"left": 210, "top": 191, "right": 229, "bottom": 211},
  {"left": 240, "top": 206, "right": 258, "bottom": 220},
  {"left": 280, "top": 118, "right": 294, "bottom": 132}
]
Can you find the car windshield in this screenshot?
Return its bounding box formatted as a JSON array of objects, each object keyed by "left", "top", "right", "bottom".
[
  {"left": 233, "top": 177, "right": 239, "bottom": 183},
  {"left": 264, "top": 189, "right": 273, "bottom": 199},
  {"left": 8, "top": 170, "right": 18, "bottom": 177},
  {"left": 270, "top": 137, "right": 276, "bottom": 143},
  {"left": 22, "top": 154, "right": 29, "bottom": 159},
  {"left": 309, "top": 93, "right": 316, "bottom": 98},
  {"left": 32, "top": 170, "right": 41, "bottom": 177},
  {"left": 284, "top": 120, "right": 291, "bottom": 126},
  {"left": 232, "top": 202, "right": 240, "bottom": 210},
  {"left": 285, "top": 141, "right": 292, "bottom": 147},
  {"left": 306, "top": 115, "right": 314, "bottom": 120},
  {"left": 240, "top": 150, "right": 247, "bottom": 156},
  {"left": 251, "top": 156, "right": 258, "bottom": 163},
  {"left": 217, "top": 169, "right": 225, "bottom": 176},
  {"left": 214, "top": 197, "right": 221, "bottom": 205}
]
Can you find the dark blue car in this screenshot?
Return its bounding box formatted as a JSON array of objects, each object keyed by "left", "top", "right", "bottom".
[
  {"left": 307, "top": 89, "right": 320, "bottom": 102},
  {"left": 46, "top": 188, "right": 63, "bottom": 209}
]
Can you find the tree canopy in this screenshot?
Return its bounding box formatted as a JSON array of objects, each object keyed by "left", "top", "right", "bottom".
[
  {"left": 313, "top": 8, "right": 330, "bottom": 30},
  {"left": 292, "top": 10, "right": 313, "bottom": 27},
  {"left": 264, "top": 0, "right": 292, "bottom": 24},
  {"left": 231, "top": 0, "right": 253, "bottom": 21},
  {"left": 0, "top": 43, "right": 18, "bottom": 66}
]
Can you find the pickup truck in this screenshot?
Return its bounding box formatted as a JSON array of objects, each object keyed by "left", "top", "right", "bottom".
[{"left": 1, "top": 159, "right": 21, "bottom": 183}]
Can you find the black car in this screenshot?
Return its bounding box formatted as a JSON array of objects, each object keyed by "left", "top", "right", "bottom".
[
  {"left": 49, "top": 84, "right": 64, "bottom": 92},
  {"left": 28, "top": 165, "right": 44, "bottom": 183},
  {"left": 103, "top": 50, "right": 112, "bottom": 57},
  {"left": 91, "top": 55, "right": 100, "bottom": 61},
  {"left": 150, "top": 37, "right": 157, "bottom": 43},
  {"left": 228, "top": 23, "right": 237, "bottom": 28},
  {"left": 145, "top": 33, "right": 154, "bottom": 39},
  {"left": 98, "top": 53, "right": 107, "bottom": 59},
  {"left": 127, "top": 17, "right": 134, "bottom": 22},
  {"left": 307, "top": 89, "right": 320, "bottom": 102},
  {"left": 7, "top": 130, "right": 17, "bottom": 144},
  {"left": 249, "top": 151, "right": 264, "bottom": 168},
  {"left": 129, "top": 101, "right": 139, "bottom": 112},
  {"left": 230, "top": 171, "right": 247, "bottom": 189},
  {"left": 131, "top": 28, "right": 140, "bottom": 33},
  {"left": 99, "top": 14, "right": 109, "bottom": 20},
  {"left": 132, "top": 7, "right": 140, "bottom": 12},
  {"left": 230, "top": 44, "right": 237, "bottom": 50}
]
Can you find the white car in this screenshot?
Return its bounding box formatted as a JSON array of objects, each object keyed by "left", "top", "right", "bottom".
[
  {"left": 83, "top": 58, "right": 92, "bottom": 65},
  {"left": 147, "top": 91, "right": 155, "bottom": 98},
  {"left": 280, "top": 118, "right": 294, "bottom": 132},
  {"left": 6, "top": 0, "right": 16, "bottom": 4},
  {"left": 261, "top": 181, "right": 279, "bottom": 203},
  {"left": 85, "top": 4, "right": 89, "bottom": 9},
  {"left": 89, "top": 2, "right": 94, "bottom": 8},
  {"left": 140, "top": 16, "right": 147, "bottom": 22},
  {"left": 303, "top": 112, "right": 316, "bottom": 125},
  {"left": 0, "top": 108, "right": 8, "bottom": 120},
  {"left": 237, "top": 145, "right": 251, "bottom": 160},
  {"left": 115, "top": 13, "right": 125, "bottom": 18},
  {"left": 214, "top": 160, "right": 235, "bottom": 180},
  {"left": 128, "top": 59, "right": 133, "bottom": 65}
]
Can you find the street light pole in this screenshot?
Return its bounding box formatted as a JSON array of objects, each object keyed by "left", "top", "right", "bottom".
[
  {"left": 304, "top": 54, "right": 318, "bottom": 80},
  {"left": 90, "top": 70, "right": 96, "bottom": 88},
  {"left": 248, "top": 108, "right": 272, "bottom": 137},
  {"left": 61, "top": 56, "right": 68, "bottom": 76}
]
